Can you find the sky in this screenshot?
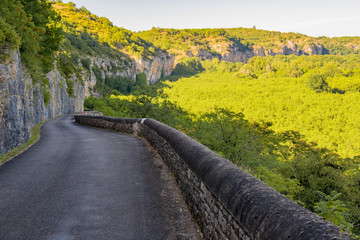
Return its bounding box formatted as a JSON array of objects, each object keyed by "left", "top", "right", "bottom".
[{"left": 62, "top": 0, "right": 360, "bottom": 37}]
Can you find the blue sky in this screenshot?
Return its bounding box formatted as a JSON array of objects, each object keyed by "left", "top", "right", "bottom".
[{"left": 63, "top": 0, "right": 360, "bottom": 37}]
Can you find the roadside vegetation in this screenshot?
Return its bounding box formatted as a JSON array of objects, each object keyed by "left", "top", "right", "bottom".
[{"left": 0, "top": 121, "right": 43, "bottom": 165}]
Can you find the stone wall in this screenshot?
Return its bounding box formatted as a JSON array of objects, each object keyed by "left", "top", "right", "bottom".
[{"left": 75, "top": 115, "right": 353, "bottom": 240}]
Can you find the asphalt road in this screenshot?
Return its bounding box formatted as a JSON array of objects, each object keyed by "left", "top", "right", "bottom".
[{"left": 0, "top": 116, "right": 200, "bottom": 240}]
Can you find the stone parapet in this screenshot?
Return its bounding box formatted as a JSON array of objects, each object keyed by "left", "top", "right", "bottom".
[{"left": 75, "top": 115, "right": 353, "bottom": 240}]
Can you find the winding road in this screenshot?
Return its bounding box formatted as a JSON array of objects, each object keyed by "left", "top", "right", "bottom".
[{"left": 0, "top": 116, "right": 200, "bottom": 240}]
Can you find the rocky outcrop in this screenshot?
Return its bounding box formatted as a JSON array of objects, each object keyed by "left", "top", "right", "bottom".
[
  {"left": 194, "top": 49, "right": 216, "bottom": 61},
  {"left": 0, "top": 51, "right": 84, "bottom": 155},
  {"left": 222, "top": 41, "right": 309, "bottom": 62},
  {"left": 80, "top": 52, "right": 174, "bottom": 97},
  {"left": 278, "top": 40, "right": 301, "bottom": 55},
  {"left": 220, "top": 44, "right": 255, "bottom": 63},
  {"left": 134, "top": 51, "right": 175, "bottom": 85},
  {"left": 82, "top": 56, "right": 134, "bottom": 97},
  {"left": 45, "top": 66, "right": 84, "bottom": 118},
  {"left": 304, "top": 42, "right": 325, "bottom": 55},
  {"left": 187, "top": 40, "right": 327, "bottom": 63}
]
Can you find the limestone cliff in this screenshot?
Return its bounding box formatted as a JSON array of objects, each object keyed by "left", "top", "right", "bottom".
[
  {"left": 134, "top": 52, "right": 175, "bottom": 85},
  {"left": 195, "top": 40, "right": 326, "bottom": 63},
  {"left": 82, "top": 56, "right": 134, "bottom": 97},
  {"left": 0, "top": 48, "right": 174, "bottom": 156},
  {"left": 0, "top": 51, "right": 84, "bottom": 155},
  {"left": 79, "top": 52, "right": 174, "bottom": 97}
]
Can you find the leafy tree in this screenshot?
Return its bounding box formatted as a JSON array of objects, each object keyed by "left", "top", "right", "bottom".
[
  {"left": 20, "top": 0, "right": 63, "bottom": 70},
  {"left": 80, "top": 58, "right": 91, "bottom": 71},
  {"left": 306, "top": 73, "right": 330, "bottom": 92},
  {"left": 92, "top": 65, "right": 103, "bottom": 82},
  {"left": 172, "top": 57, "right": 204, "bottom": 75},
  {"left": 136, "top": 73, "right": 147, "bottom": 85},
  {"left": 0, "top": 17, "right": 21, "bottom": 59},
  {"left": 0, "top": 0, "right": 63, "bottom": 78}
]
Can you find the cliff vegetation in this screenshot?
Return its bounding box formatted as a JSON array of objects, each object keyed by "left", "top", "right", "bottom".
[{"left": 1, "top": 0, "right": 63, "bottom": 103}]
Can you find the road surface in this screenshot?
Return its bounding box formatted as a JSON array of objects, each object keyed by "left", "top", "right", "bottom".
[{"left": 0, "top": 116, "right": 200, "bottom": 240}]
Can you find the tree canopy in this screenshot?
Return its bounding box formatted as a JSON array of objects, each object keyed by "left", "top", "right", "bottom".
[{"left": 0, "top": 0, "right": 63, "bottom": 80}]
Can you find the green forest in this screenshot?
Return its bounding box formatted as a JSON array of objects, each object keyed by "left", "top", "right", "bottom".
[{"left": 85, "top": 55, "right": 360, "bottom": 237}]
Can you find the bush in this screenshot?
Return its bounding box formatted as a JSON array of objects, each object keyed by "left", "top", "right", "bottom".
[
  {"left": 43, "top": 89, "right": 51, "bottom": 106},
  {"left": 80, "top": 58, "right": 91, "bottom": 71},
  {"left": 92, "top": 65, "right": 103, "bottom": 82},
  {"left": 84, "top": 96, "right": 97, "bottom": 110},
  {"left": 0, "top": 17, "right": 21, "bottom": 60},
  {"left": 314, "top": 191, "right": 353, "bottom": 232},
  {"left": 136, "top": 73, "right": 147, "bottom": 85},
  {"left": 57, "top": 53, "right": 76, "bottom": 79},
  {"left": 66, "top": 79, "right": 74, "bottom": 97}
]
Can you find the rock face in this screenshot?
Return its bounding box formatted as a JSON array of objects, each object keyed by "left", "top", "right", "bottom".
[
  {"left": 0, "top": 51, "right": 84, "bottom": 155},
  {"left": 81, "top": 52, "right": 174, "bottom": 97},
  {"left": 134, "top": 51, "right": 175, "bottom": 85},
  {"left": 304, "top": 42, "right": 325, "bottom": 55},
  {"left": 189, "top": 40, "right": 326, "bottom": 63},
  {"left": 0, "top": 48, "right": 175, "bottom": 155},
  {"left": 82, "top": 56, "right": 135, "bottom": 97}
]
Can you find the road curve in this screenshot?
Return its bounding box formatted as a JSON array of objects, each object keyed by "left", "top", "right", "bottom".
[{"left": 0, "top": 116, "right": 200, "bottom": 240}]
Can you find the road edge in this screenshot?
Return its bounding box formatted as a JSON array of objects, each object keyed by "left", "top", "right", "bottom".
[{"left": 0, "top": 115, "right": 65, "bottom": 166}]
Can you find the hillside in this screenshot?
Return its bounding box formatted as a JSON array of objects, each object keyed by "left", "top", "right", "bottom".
[
  {"left": 52, "top": 1, "right": 174, "bottom": 92},
  {"left": 136, "top": 27, "right": 360, "bottom": 63}
]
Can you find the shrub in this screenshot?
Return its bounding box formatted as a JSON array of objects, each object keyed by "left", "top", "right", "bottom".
[
  {"left": 66, "top": 79, "right": 74, "bottom": 97},
  {"left": 0, "top": 17, "right": 21, "bottom": 61},
  {"left": 136, "top": 73, "right": 147, "bottom": 85},
  {"left": 92, "top": 65, "right": 103, "bottom": 82},
  {"left": 80, "top": 58, "right": 91, "bottom": 71}
]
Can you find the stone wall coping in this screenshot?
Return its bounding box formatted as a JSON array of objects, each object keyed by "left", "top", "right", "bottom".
[{"left": 75, "top": 115, "right": 352, "bottom": 240}]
